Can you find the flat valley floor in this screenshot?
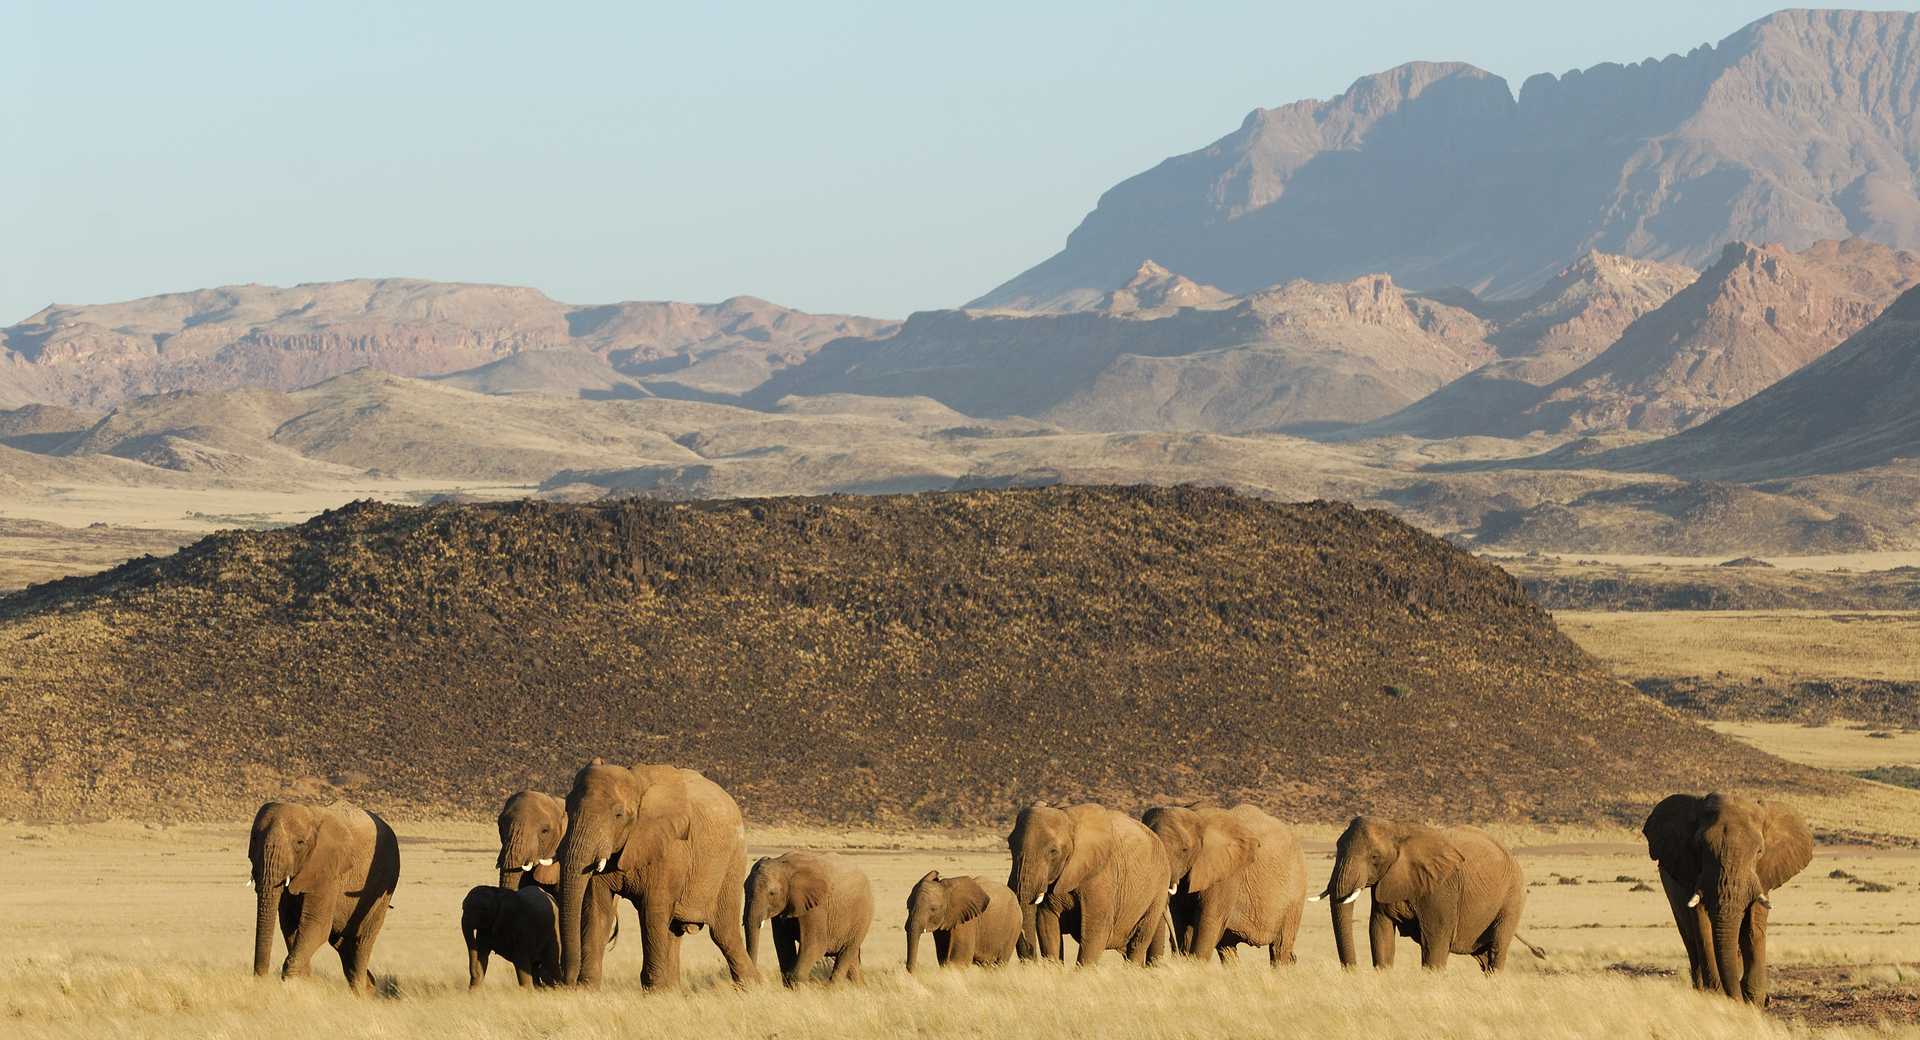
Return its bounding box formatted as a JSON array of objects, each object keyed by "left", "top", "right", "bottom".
[{"left": 6, "top": 814, "right": 1919, "bottom": 1039}]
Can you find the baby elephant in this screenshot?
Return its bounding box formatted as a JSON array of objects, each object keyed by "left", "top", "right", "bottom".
[
  {"left": 462, "top": 885, "right": 562, "bottom": 988},
  {"left": 744, "top": 852, "right": 873, "bottom": 985},
  {"left": 905, "top": 870, "right": 1022, "bottom": 971}
]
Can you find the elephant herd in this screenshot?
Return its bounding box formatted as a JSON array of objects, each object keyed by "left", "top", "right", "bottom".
[{"left": 246, "top": 762, "right": 1813, "bottom": 1006}]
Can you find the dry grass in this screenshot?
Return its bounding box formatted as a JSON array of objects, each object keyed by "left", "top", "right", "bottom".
[
  {"left": 6, "top": 820, "right": 1919, "bottom": 1037},
  {"left": 1556, "top": 611, "right": 1920, "bottom": 683},
  {"left": 1704, "top": 724, "right": 1920, "bottom": 772}
]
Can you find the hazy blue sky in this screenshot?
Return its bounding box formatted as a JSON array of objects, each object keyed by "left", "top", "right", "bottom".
[{"left": 9, "top": 2, "right": 1915, "bottom": 322}]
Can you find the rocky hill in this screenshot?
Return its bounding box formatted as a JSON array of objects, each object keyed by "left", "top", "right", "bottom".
[
  {"left": 975, "top": 10, "right": 1920, "bottom": 309},
  {"left": 0, "top": 279, "right": 894, "bottom": 410},
  {"left": 1598, "top": 285, "right": 1920, "bottom": 480},
  {"left": 0, "top": 487, "right": 1821, "bottom": 824}
]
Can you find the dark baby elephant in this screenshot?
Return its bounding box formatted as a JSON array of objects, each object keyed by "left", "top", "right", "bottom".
[{"left": 462, "top": 885, "right": 564, "bottom": 988}]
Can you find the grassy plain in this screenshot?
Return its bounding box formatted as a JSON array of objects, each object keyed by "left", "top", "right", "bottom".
[
  {"left": 1555, "top": 610, "right": 1920, "bottom": 684},
  {"left": 5, "top": 819, "right": 1918, "bottom": 1038}
]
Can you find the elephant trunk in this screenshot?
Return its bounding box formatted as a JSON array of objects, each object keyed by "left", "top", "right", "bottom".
[
  {"left": 1708, "top": 870, "right": 1758, "bottom": 999},
  {"left": 253, "top": 881, "right": 282, "bottom": 977},
  {"left": 1016, "top": 899, "right": 1039, "bottom": 961},
  {"left": 744, "top": 881, "right": 769, "bottom": 967},
  {"left": 905, "top": 906, "right": 929, "bottom": 973},
  {"left": 498, "top": 867, "right": 522, "bottom": 891},
  {"left": 557, "top": 828, "right": 599, "bottom": 986},
  {"left": 1331, "top": 892, "right": 1360, "bottom": 968},
  {"left": 499, "top": 824, "right": 545, "bottom": 891}
]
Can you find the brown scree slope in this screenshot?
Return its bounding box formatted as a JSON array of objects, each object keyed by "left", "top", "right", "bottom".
[{"left": 0, "top": 487, "right": 1820, "bottom": 826}]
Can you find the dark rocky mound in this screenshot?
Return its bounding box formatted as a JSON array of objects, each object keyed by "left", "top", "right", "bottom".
[
  {"left": 0, "top": 486, "right": 1822, "bottom": 825},
  {"left": 1719, "top": 557, "right": 1775, "bottom": 569}
]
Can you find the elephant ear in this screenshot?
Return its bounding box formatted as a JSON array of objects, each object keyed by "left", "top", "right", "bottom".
[
  {"left": 788, "top": 864, "right": 829, "bottom": 915},
  {"left": 945, "top": 876, "right": 992, "bottom": 924},
  {"left": 289, "top": 811, "right": 352, "bottom": 895},
  {"left": 618, "top": 781, "right": 692, "bottom": 874},
  {"left": 1187, "top": 816, "right": 1255, "bottom": 893},
  {"left": 1757, "top": 802, "right": 1814, "bottom": 892},
  {"left": 1054, "top": 809, "right": 1116, "bottom": 896},
  {"left": 1642, "top": 794, "right": 1706, "bottom": 882},
  {"left": 1374, "top": 831, "right": 1465, "bottom": 904}
]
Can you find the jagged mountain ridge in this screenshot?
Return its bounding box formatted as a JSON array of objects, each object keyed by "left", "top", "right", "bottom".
[{"left": 975, "top": 10, "right": 1920, "bottom": 310}]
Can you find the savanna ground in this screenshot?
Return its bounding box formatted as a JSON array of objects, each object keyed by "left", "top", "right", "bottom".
[{"left": 6, "top": 812, "right": 1920, "bottom": 1039}]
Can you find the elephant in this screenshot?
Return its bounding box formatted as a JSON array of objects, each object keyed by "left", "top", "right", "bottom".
[
  {"left": 1643, "top": 792, "right": 1813, "bottom": 1004},
  {"left": 556, "top": 760, "right": 758, "bottom": 989},
  {"left": 496, "top": 790, "right": 566, "bottom": 892},
  {"left": 1315, "top": 816, "right": 1541, "bottom": 972},
  {"left": 247, "top": 800, "right": 400, "bottom": 993},
  {"left": 744, "top": 851, "right": 874, "bottom": 985},
  {"left": 905, "top": 870, "right": 1022, "bottom": 971},
  {"left": 462, "top": 884, "right": 563, "bottom": 988},
  {"left": 1143, "top": 803, "right": 1306, "bottom": 965},
  {"left": 1008, "top": 802, "right": 1170, "bottom": 967}
]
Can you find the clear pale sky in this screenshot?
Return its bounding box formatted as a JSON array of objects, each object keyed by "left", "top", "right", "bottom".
[{"left": 8, "top": 2, "right": 1914, "bottom": 323}]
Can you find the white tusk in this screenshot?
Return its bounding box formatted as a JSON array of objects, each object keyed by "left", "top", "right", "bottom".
[
  {"left": 282, "top": 877, "right": 291, "bottom": 888},
  {"left": 1757, "top": 893, "right": 1771, "bottom": 908},
  {"left": 1033, "top": 893, "right": 1045, "bottom": 906},
  {"left": 1687, "top": 892, "right": 1701, "bottom": 908},
  {"left": 1308, "top": 894, "right": 1324, "bottom": 903},
  {"left": 1168, "top": 886, "right": 1177, "bottom": 896},
  {"left": 1341, "top": 891, "right": 1360, "bottom": 905},
  {"left": 596, "top": 858, "right": 608, "bottom": 874},
  {"left": 247, "top": 878, "right": 255, "bottom": 889},
  {"left": 521, "top": 862, "right": 534, "bottom": 872},
  {"left": 537, "top": 858, "right": 554, "bottom": 866}
]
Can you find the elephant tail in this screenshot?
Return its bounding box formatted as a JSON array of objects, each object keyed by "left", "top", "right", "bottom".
[{"left": 1516, "top": 933, "right": 1548, "bottom": 960}]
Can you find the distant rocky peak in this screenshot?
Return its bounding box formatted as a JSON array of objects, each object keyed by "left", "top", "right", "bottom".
[{"left": 1102, "top": 260, "right": 1230, "bottom": 315}]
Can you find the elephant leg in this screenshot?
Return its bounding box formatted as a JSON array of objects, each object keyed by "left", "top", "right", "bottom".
[
  {"left": 1146, "top": 912, "right": 1170, "bottom": 965},
  {"left": 709, "top": 858, "right": 759, "bottom": 986},
  {"left": 933, "top": 928, "right": 954, "bottom": 967},
  {"left": 1482, "top": 913, "right": 1518, "bottom": 974},
  {"left": 468, "top": 943, "right": 489, "bottom": 989},
  {"left": 577, "top": 881, "right": 617, "bottom": 988},
  {"left": 342, "top": 898, "right": 387, "bottom": 995},
  {"left": 1037, "top": 907, "right": 1064, "bottom": 961},
  {"left": 1191, "top": 896, "right": 1230, "bottom": 962},
  {"left": 1369, "top": 908, "right": 1398, "bottom": 970},
  {"left": 282, "top": 890, "right": 337, "bottom": 980},
  {"left": 789, "top": 924, "right": 828, "bottom": 986},
  {"left": 514, "top": 965, "right": 533, "bottom": 988},
  {"left": 1417, "top": 909, "right": 1457, "bottom": 971},
  {"left": 638, "top": 897, "right": 683, "bottom": 990},
  {"left": 829, "top": 944, "right": 861, "bottom": 984},
  {"left": 1741, "top": 902, "right": 1769, "bottom": 1005},
  {"left": 1273, "top": 900, "right": 1302, "bottom": 967},
  {"left": 1659, "top": 868, "right": 1713, "bottom": 990},
  {"left": 773, "top": 917, "right": 801, "bottom": 980},
  {"left": 945, "top": 927, "right": 973, "bottom": 968},
  {"left": 1074, "top": 888, "right": 1114, "bottom": 967}
]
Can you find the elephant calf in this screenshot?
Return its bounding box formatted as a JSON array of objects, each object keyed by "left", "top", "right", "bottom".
[
  {"left": 462, "top": 885, "right": 563, "bottom": 988},
  {"left": 745, "top": 852, "right": 873, "bottom": 985},
  {"left": 905, "top": 870, "right": 1022, "bottom": 971}
]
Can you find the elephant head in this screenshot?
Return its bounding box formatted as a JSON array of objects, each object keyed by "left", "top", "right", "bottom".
[
  {"left": 1644, "top": 793, "right": 1812, "bottom": 1001},
  {"left": 1315, "top": 816, "right": 1464, "bottom": 967},
  {"left": 247, "top": 802, "right": 351, "bottom": 977},
  {"left": 555, "top": 760, "right": 691, "bottom": 984},
  {"left": 1143, "top": 804, "right": 1253, "bottom": 897},
  {"left": 743, "top": 855, "right": 829, "bottom": 967},
  {"left": 1008, "top": 803, "right": 1114, "bottom": 908},
  {"left": 497, "top": 790, "right": 567, "bottom": 890},
  {"left": 904, "top": 870, "right": 990, "bottom": 972}
]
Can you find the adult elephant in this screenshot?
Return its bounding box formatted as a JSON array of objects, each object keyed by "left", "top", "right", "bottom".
[
  {"left": 248, "top": 800, "right": 400, "bottom": 993},
  {"left": 1143, "top": 803, "right": 1305, "bottom": 965},
  {"left": 556, "top": 760, "right": 758, "bottom": 989},
  {"left": 1315, "top": 816, "right": 1538, "bottom": 972},
  {"left": 496, "top": 790, "right": 566, "bottom": 891},
  {"left": 1643, "top": 792, "right": 1812, "bottom": 1004},
  {"left": 1007, "top": 802, "right": 1169, "bottom": 967}
]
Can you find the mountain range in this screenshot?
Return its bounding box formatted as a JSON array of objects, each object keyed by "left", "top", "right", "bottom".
[{"left": 976, "top": 9, "right": 1920, "bottom": 309}]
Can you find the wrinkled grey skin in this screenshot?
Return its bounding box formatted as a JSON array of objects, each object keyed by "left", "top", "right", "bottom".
[
  {"left": 1644, "top": 793, "right": 1813, "bottom": 1004},
  {"left": 462, "top": 885, "right": 562, "bottom": 988},
  {"left": 248, "top": 800, "right": 400, "bottom": 994}
]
